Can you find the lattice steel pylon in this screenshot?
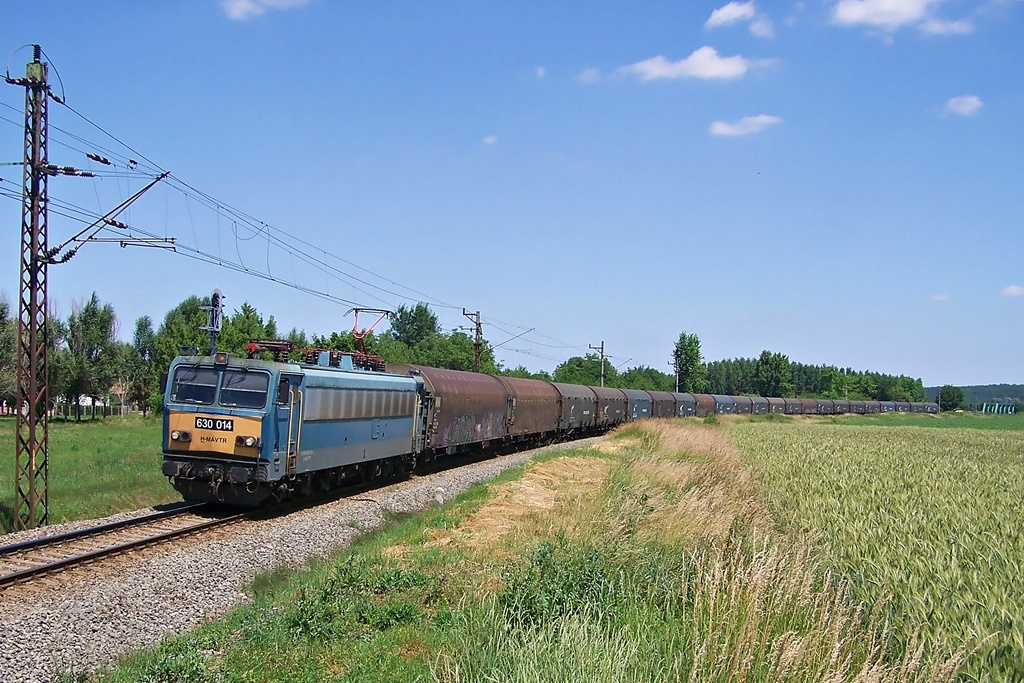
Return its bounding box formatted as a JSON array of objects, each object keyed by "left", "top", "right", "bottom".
[{"left": 12, "top": 46, "right": 51, "bottom": 529}]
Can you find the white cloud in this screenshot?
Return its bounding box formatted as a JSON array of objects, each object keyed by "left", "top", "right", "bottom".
[
  {"left": 577, "top": 68, "right": 601, "bottom": 83},
  {"left": 618, "top": 47, "right": 766, "bottom": 81},
  {"left": 535, "top": 66, "right": 546, "bottom": 79},
  {"left": 706, "top": 2, "right": 775, "bottom": 37},
  {"left": 945, "top": 95, "right": 983, "bottom": 116},
  {"left": 221, "top": 0, "right": 311, "bottom": 21},
  {"left": 710, "top": 114, "right": 782, "bottom": 136},
  {"left": 831, "top": 0, "right": 974, "bottom": 34},
  {"left": 482, "top": 135, "right": 498, "bottom": 145},
  {"left": 706, "top": 1, "right": 757, "bottom": 28},
  {"left": 1001, "top": 285, "right": 1024, "bottom": 297},
  {"left": 929, "top": 294, "right": 951, "bottom": 302},
  {"left": 920, "top": 17, "right": 974, "bottom": 34},
  {"left": 750, "top": 16, "right": 775, "bottom": 37}
]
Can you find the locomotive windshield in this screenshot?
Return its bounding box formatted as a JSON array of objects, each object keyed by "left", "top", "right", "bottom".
[
  {"left": 220, "top": 370, "right": 270, "bottom": 409},
  {"left": 169, "top": 367, "right": 219, "bottom": 405},
  {"left": 169, "top": 365, "right": 270, "bottom": 408}
]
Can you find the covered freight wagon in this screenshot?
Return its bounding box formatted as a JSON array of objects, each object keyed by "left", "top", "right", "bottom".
[
  {"left": 592, "top": 387, "right": 628, "bottom": 426},
  {"left": 496, "top": 377, "right": 561, "bottom": 438},
  {"left": 673, "top": 393, "right": 697, "bottom": 417},
  {"left": 693, "top": 394, "right": 715, "bottom": 417},
  {"left": 391, "top": 365, "right": 507, "bottom": 450},
  {"left": 551, "top": 383, "right": 597, "bottom": 431},
  {"left": 622, "top": 389, "right": 653, "bottom": 421},
  {"left": 711, "top": 395, "right": 736, "bottom": 414},
  {"left": 648, "top": 391, "right": 677, "bottom": 418},
  {"left": 732, "top": 396, "right": 753, "bottom": 414}
]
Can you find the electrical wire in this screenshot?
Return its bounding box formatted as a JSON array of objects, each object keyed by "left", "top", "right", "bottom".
[{"left": 0, "top": 93, "right": 606, "bottom": 370}]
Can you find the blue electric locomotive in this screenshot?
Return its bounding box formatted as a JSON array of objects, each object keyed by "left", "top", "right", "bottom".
[{"left": 162, "top": 348, "right": 422, "bottom": 505}]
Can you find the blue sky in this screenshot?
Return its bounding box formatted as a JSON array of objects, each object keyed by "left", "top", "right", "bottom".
[{"left": 1, "top": 0, "right": 1021, "bottom": 386}]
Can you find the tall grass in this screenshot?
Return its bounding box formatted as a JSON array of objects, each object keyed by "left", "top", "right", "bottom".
[
  {"left": 731, "top": 422, "right": 1024, "bottom": 681},
  {"left": 0, "top": 415, "right": 171, "bottom": 534},
  {"left": 96, "top": 421, "right": 959, "bottom": 683}
]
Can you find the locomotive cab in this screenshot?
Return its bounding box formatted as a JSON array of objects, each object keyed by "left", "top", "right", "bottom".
[{"left": 161, "top": 353, "right": 285, "bottom": 505}]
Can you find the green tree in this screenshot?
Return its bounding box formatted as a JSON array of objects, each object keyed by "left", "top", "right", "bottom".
[
  {"left": 153, "top": 295, "right": 210, "bottom": 373},
  {"left": 672, "top": 331, "right": 706, "bottom": 393},
  {"left": 755, "top": 350, "right": 793, "bottom": 398},
  {"left": 500, "top": 365, "right": 553, "bottom": 381},
  {"left": 64, "top": 293, "right": 118, "bottom": 419},
  {"left": 129, "top": 316, "right": 157, "bottom": 416},
  {"left": 553, "top": 354, "right": 618, "bottom": 387},
  {"left": 937, "top": 385, "right": 964, "bottom": 411},
  {"left": 619, "top": 365, "right": 674, "bottom": 391},
  {"left": 821, "top": 366, "right": 850, "bottom": 400},
  {"left": 390, "top": 303, "right": 440, "bottom": 347},
  {"left": 0, "top": 297, "right": 15, "bottom": 409},
  {"left": 218, "top": 302, "right": 278, "bottom": 356}
]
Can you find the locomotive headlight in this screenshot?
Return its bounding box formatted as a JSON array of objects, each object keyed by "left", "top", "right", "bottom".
[
  {"left": 171, "top": 430, "right": 180, "bottom": 440},
  {"left": 171, "top": 430, "right": 192, "bottom": 442},
  {"left": 235, "top": 435, "right": 259, "bottom": 448}
]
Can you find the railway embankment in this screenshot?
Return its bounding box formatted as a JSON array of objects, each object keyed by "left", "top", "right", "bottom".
[{"left": 0, "top": 438, "right": 598, "bottom": 683}]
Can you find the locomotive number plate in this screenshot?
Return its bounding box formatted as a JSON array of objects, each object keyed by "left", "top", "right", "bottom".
[{"left": 195, "top": 417, "right": 234, "bottom": 431}]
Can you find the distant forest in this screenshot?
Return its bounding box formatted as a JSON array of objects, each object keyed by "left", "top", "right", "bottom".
[
  {"left": 925, "top": 384, "right": 1024, "bottom": 407},
  {"left": 704, "top": 358, "right": 927, "bottom": 402}
]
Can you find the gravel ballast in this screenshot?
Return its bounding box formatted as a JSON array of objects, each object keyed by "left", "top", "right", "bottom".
[{"left": 0, "top": 439, "right": 599, "bottom": 683}]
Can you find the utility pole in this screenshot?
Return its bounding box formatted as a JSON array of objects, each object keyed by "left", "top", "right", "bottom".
[
  {"left": 7, "top": 46, "right": 169, "bottom": 529},
  {"left": 589, "top": 341, "right": 606, "bottom": 387},
  {"left": 10, "top": 46, "right": 51, "bottom": 529},
  {"left": 463, "top": 308, "right": 482, "bottom": 373},
  {"left": 669, "top": 360, "right": 679, "bottom": 392}
]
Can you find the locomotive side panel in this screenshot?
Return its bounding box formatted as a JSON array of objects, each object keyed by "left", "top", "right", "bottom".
[{"left": 297, "top": 369, "right": 419, "bottom": 472}]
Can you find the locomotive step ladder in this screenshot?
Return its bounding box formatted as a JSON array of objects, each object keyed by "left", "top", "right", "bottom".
[{"left": 285, "top": 388, "right": 303, "bottom": 477}]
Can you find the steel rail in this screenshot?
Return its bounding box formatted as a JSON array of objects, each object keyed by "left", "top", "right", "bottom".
[
  {"left": 0, "top": 502, "right": 209, "bottom": 558},
  {"left": 0, "top": 507, "right": 245, "bottom": 589}
]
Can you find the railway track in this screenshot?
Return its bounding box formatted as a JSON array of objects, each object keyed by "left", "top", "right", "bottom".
[
  {"left": 0, "top": 503, "right": 247, "bottom": 589},
  {"left": 0, "top": 439, "right": 555, "bottom": 591}
]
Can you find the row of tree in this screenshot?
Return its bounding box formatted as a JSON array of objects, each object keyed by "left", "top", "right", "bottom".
[
  {"left": 0, "top": 296, "right": 937, "bottom": 417},
  {"left": 668, "top": 332, "right": 929, "bottom": 402}
]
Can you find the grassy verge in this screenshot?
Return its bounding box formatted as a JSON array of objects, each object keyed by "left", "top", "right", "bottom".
[
  {"left": 92, "top": 421, "right": 959, "bottom": 683},
  {"left": 730, "top": 420, "right": 1024, "bottom": 680},
  {"left": 0, "top": 415, "right": 172, "bottom": 534}
]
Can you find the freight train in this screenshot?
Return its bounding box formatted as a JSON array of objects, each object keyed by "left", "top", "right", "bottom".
[{"left": 161, "top": 342, "right": 939, "bottom": 506}]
